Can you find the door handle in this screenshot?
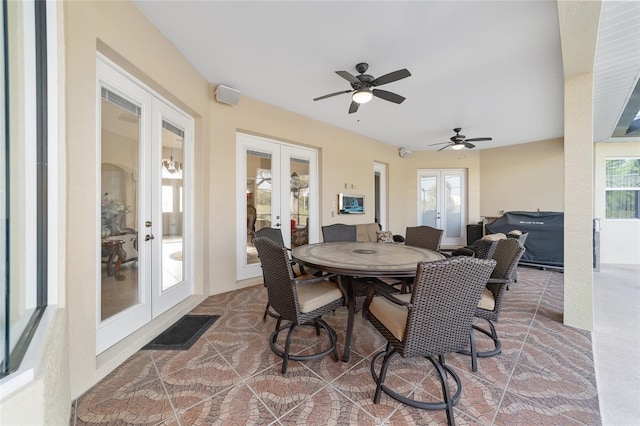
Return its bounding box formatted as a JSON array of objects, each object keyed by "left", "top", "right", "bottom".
[{"left": 145, "top": 234, "right": 155, "bottom": 241}]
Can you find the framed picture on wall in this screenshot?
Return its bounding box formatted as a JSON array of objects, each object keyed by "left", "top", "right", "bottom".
[{"left": 338, "top": 193, "right": 365, "bottom": 214}]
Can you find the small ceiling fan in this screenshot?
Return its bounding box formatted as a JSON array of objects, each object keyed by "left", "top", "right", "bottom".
[
  {"left": 430, "top": 128, "right": 493, "bottom": 151},
  {"left": 313, "top": 62, "right": 411, "bottom": 114}
]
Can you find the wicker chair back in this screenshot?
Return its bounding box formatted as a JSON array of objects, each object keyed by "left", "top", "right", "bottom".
[
  {"left": 400, "top": 257, "right": 496, "bottom": 357},
  {"left": 481, "top": 238, "right": 526, "bottom": 321},
  {"left": 322, "top": 223, "right": 357, "bottom": 242},
  {"left": 254, "top": 226, "right": 286, "bottom": 247},
  {"left": 404, "top": 226, "right": 444, "bottom": 251},
  {"left": 472, "top": 239, "right": 499, "bottom": 259},
  {"left": 253, "top": 237, "right": 299, "bottom": 322}
]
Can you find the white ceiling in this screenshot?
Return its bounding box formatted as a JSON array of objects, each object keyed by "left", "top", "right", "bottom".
[
  {"left": 134, "top": 1, "right": 638, "bottom": 152},
  {"left": 593, "top": 1, "right": 640, "bottom": 142}
]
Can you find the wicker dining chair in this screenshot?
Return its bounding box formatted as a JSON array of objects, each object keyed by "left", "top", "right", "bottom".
[
  {"left": 321, "top": 223, "right": 357, "bottom": 242},
  {"left": 404, "top": 225, "right": 444, "bottom": 251},
  {"left": 391, "top": 225, "right": 445, "bottom": 293},
  {"left": 364, "top": 257, "right": 496, "bottom": 425},
  {"left": 459, "top": 238, "right": 525, "bottom": 372},
  {"left": 253, "top": 237, "right": 346, "bottom": 374},
  {"left": 506, "top": 232, "right": 528, "bottom": 284},
  {"left": 254, "top": 227, "right": 308, "bottom": 321}
]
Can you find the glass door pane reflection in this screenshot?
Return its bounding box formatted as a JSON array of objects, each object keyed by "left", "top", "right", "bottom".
[
  {"left": 290, "top": 158, "right": 309, "bottom": 247},
  {"left": 444, "top": 175, "right": 462, "bottom": 239},
  {"left": 100, "top": 99, "right": 140, "bottom": 321},
  {"left": 420, "top": 176, "right": 437, "bottom": 227},
  {"left": 246, "top": 150, "right": 273, "bottom": 265},
  {"left": 161, "top": 123, "right": 184, "bottom": 291}
]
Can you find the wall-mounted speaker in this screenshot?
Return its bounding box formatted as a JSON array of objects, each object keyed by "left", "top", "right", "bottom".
[
  {"left": 215, "top": 85, "right": 240, "bottom": 106},
  {"left": 398, "top": 148, "right": 412, "bottom": 158}
]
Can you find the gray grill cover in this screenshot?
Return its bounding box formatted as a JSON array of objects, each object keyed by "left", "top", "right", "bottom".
[{"left": 486, "top": 211, "right": 564, "bottom": 267}]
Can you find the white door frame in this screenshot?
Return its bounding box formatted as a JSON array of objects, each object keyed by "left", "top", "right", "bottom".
[
  {"left": 417, "top": 169, "right": 467, "bottom": 247},
  {"left": 150, "top": 98, "right": 194, "bottom": 317},
  {"left": 374, "top": 162, "right": 388, "bottom": 230},
  {"left": 236, "top": 133, "right": 318, "bottom": 280},
  {"left": 96, "top": 56, "right": 194, "bottom": 353}
]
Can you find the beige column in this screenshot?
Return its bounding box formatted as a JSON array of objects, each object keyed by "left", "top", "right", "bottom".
[
  {"left": 563, "top": 73, "right": 594, "bottom": 331},
  {"left": 557, "top": 1, "right": 602, "bottom": 331}
]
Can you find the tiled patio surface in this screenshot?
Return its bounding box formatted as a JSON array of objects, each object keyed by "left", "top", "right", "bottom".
[{"left": 70, "top": 267, "right": 600, "bottom": 425}]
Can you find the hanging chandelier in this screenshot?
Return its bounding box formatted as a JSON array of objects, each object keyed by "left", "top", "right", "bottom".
[{"left": 162, "top": 150, "right": 182, "bottom": 174}]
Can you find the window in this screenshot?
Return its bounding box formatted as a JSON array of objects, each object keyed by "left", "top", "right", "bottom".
[
  {"left": 606, "top": 158, "right": 640, "bottom": 219},
  {"left": 1, "top": 0, "right": 49, "bottom": 378}
]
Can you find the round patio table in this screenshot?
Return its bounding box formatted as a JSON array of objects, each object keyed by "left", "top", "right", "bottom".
[{"left": 292, "top": 241, "right": 445, "bottom": 361}]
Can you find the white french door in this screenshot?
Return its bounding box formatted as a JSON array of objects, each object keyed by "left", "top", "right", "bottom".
[
  {"left": 417, "top": 169, "right": 467, "bottom": 247},
  {"left": 236, "top": 133, "right": 318, "bottom": 280},
  {"left": 96, "top": 56, "right": 193, "bottom": 353}
]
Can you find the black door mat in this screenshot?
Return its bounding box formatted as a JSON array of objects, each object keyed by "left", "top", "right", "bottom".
[{"left": 142, "top": 315, "right": 219, "bottom": 350}]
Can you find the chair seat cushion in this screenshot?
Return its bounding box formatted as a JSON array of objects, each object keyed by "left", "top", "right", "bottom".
[
  {"left": 368, "top": 293, "right": 411, "bottom": 341},
  {"left": 376, "top": 277, "right": 403, "bottom": 286},
  {"left": 482, "top": 233, "right": 506, "bottom": 241},
  {"left": 477, "top": 287, "right": 495, "bottom": 310},
  {"left": 296, "top": 280, "right": 343, "bottom": 313}
]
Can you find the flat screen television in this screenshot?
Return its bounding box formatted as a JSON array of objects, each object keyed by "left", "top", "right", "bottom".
[{"left": 338, "top": 193, "right": 364, "bottom": 214}]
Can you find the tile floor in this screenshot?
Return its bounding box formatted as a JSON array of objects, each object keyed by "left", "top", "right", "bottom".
[
  {"left": 592, "top": 264, "right": 640, "bottom": 426},
  {"left": 70, "top": 266, "right": 601, "bottom": 425}
]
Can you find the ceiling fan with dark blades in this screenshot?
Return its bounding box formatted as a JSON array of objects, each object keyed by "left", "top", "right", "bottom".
[
  {"left": 429, "top": 128, "right": 493, "bottom": 151},
  {"left": 313, "top": 62, "right": 411, "bottom": 114}
]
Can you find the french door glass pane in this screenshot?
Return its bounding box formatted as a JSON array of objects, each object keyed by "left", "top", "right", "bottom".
[
  {"left": 420, "top": 176, "right": 437, "bottom": 227},
  {"left": 161, "top": 122, "right": 184, "bottom": 290},
  {"left": 247, "top": 150, "right": 272, "bottom": 264},
  {"left": 100, "top": 99, "right": 140, "bottom": 321},
  {"left": 444, "top": 175, "right": 462, "bottom": 238},
  {"left": 290, "top": 158, "right": 309, "bottom": 247}
]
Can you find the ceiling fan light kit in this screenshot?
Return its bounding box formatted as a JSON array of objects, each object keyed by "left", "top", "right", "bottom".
[
  {"left": 352, "top": 89, "right": 373, "bottom": 104},
  {"left": 314, "top": 62, "right": 411, "bottom": 114},
  {"left": 430, "top": 127, "right": 493, "bottom": 151}
]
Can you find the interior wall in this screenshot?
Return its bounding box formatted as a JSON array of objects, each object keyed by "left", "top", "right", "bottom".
[
  {"left": 207, "top": 96, "right": 407, "bottom": 293},
  {"left": 63, "top": 0, "right": 211, "bottom": 399},
  {"left": 594, "top": 141, "right": 640, "bottom": 264},
  {"left": 386, "top": 150, "right": 482, "bottom": 231},
  {"left": 479, "top": 138, "right": 565, "bottom": 217}
]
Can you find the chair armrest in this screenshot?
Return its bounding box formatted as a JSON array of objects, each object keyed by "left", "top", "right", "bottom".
[
  {"left": 293, "top": 273, "right": 338, "bottom": 285},
  {"left": 378, "top": 291, "right": 413, "bottom": 308},
  {"left": 487, "top": 278, "right": 508, "bottom": 285},
  {"left": 365, "top": 284, "right": 413, "bottom": 310}
]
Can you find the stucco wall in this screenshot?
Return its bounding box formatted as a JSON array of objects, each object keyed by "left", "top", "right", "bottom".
[
  {"left": 594, "top": 142, "right": 640, "bottom": 264},
  {"left": 479, "top": 138, "right": 565, "bottom": 216},
  {"left": 63, "top": 0, "right": 211, "bottom": 399}
]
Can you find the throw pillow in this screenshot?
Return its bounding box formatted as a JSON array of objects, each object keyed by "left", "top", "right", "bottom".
[{"left": 377, "top": 231, "right": 394, "bottom": 243}]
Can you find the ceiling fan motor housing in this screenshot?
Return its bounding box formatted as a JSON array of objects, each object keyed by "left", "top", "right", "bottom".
[
  {"left": 451, "top": 128, "right": 466, "bottom": 142},
  {"left": 355, "top": 62, "right": 369, "bottom": 74},
  {"left": 353, "top": 74, "right": 374, "bottom": 90}
]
